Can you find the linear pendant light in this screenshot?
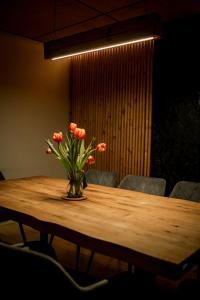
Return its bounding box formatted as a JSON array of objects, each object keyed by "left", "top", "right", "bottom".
[{"left": 44, "top": 13, "right": 161, "bottom": 60}]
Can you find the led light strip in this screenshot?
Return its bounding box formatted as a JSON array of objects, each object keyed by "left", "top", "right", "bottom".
[{"left": 51, "top": 36, "right": 155, "bottom": 60}]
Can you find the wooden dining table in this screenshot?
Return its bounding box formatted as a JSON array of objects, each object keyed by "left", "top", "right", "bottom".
[{"left": 0, "top": 176, "right": 200, "bottom": 280}]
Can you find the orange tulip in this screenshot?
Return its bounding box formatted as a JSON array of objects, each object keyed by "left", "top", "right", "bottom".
[
  {"left": 53, "top": 131, "right": 63, "bottom": 142},
  {"left": 74, "top": 128, "right": 86, "bottom": 140},
  {"left": 87, "top": 155, "right": 96, "bottom": 165},
  {"left": 96, "top": 143, "right": 106, "bottom": 152},
  {"left": 69, "top": 122, "right": 77, "bottom": 133}
]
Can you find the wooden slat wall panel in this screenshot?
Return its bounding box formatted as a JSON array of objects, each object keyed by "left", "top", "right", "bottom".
[{"left": 70, "top": 40, "right": 154, "bottom": 183}]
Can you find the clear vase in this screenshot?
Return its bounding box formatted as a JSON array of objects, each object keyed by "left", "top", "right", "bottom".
[
  {"left": 67, "top": 178, "right": 83, "bottom": 198},
  {"left": 63, "top": 172, "right": 87, "bottom": 200}
]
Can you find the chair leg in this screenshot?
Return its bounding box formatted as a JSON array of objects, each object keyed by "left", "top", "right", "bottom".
[
  {"left": 86, "top": 250, "right": 95, "bottom": 274},
  {"left": 18, "top": 223, "right": 27, "bottom": 244},
  {"left": 128, "top": 263, "right": 135, "bottom": 274}
]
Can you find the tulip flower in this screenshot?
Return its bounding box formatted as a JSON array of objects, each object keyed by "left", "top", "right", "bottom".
[
  {"left": 69, "top": 122, "right": 77, "bottom": 133},
  {"left": 74, "top": 128, "right": 86, "bottom": 140},
  {"left": 96, "top": 143, "right": 106, "bottom": 152},
  {"left": 87, "top": 155, "right": 96, "bottom": 165},
  {"left": 53, "top": 132, "right": 63, "bottom": 142}
]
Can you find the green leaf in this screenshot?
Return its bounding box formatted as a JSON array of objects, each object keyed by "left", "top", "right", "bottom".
[
  {"left": 80, "top": 139, "right": 85, "bottom": 156},
  {"left": 46, "top": 140, "right": 60, "bottom": 158},
  {"left": 85, "top": 137, "right": 96, "bottom": 155},
  {"left": 59, "top": 142, "right": 67, "bottom": 158}
]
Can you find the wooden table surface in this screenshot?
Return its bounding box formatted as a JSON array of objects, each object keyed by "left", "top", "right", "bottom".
[{"left": 0, "top": 176, "right": 200, "bottom": 279}]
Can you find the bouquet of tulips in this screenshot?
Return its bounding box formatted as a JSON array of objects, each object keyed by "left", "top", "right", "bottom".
[{"left": 46, "top": 122, "right": 106, "bottom": 198}]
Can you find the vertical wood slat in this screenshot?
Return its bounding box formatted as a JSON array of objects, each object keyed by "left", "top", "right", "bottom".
[{"left": 70, "top": 40, "right": 154, "bottom": 182}]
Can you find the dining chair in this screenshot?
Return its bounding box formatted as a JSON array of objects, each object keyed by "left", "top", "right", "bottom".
[
  {"left": 0, "top": 170, "right": 5, "bottom": 180},
  {"left": 169, "top": 181, "right": 200, "bottom": 202},
  {"left": 0, "top": 241, "right": 147, "bottom": 298},
  {"left": 118, "top": 175, "right": 166, "bottom": 196},
  {"left": 0, "top": 241, "right": 109, "bottom": 299},
  {"left": 0, "top": 171, "right": 27, "bottom": 244},
  {"left": 86, "top": 168, "right": 118, "bottom": 187}
]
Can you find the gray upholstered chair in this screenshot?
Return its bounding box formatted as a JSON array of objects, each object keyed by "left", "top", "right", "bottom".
[
  {"left": 0, "top": 171, "right": 5, "bottom": 181},
  {"left": 0, "top": 241, "right": 144, "bottom": 298},
  {"left": 118, "top": 175, "right": 166, "bottom": 196},
  {"left": 86, "top": 169, "right": 118, "bottom": 187},
  {"left": 0, "top": 241, "right": 109, "bottom": 298},
  {"left": 169, "top": 181, "right": 200, "bottom": 202}
]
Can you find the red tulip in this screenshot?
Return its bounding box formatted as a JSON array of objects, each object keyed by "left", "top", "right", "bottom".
[
  {"left": 87, "top": 155, "right": 96, "bottom": 165},
  {"left": 53, "top": 131, "right": 63, "bottom": 142},
  {"left": 69, "top": 122, "right": 77, "bottom": 133},
  {"left": 74, "top": 128, "right": 86, "bottom": 140},
  {"left": 96, "top": 143, "right": 106, "bottom": 152}
]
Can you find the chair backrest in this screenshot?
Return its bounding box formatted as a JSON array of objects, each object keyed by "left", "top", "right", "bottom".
[
  {"left": 0, "top": 242, "right": 108, "bottom": 298},
  {"left": 119, "top": 175, "right": 166, "bottom": 196},
  {"left": 169, "top": 181, "right": 200, "bottom": 202},
  {"left": 0, "top": 170, "right": 5, "bottom": 180},
  {"left": 86, "top": 169, "right": 118, "bottom": 187}
]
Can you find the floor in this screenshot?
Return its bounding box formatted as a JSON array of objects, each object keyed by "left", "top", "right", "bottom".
[{"left": 0, "top": 220, "right": 198, "bottom": 298}]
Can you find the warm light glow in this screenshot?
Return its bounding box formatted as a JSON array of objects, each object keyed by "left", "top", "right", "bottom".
[{"left": 51, "top": 36, "right": 155, "bottom": 60}]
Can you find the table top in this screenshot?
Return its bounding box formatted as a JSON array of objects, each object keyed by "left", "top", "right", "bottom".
[{"left": 0, "top": 176, "right": 200, "bottom": 279}]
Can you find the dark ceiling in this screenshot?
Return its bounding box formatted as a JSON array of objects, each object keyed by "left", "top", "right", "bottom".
[{"left": 0, "top": 0, "right": 200, "bottom": 43}]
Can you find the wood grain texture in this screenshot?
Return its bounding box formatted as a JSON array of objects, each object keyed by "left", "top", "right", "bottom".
[
  {"left": 0, "top": 176, "right": 200, "bottom": 279},
  {"left": 70, "top": 40, "right": 154, "bottom": 183}
]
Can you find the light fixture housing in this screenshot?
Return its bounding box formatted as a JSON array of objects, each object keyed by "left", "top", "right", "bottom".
[{"left": 44, "top": 13, "right": 162, "bottom": 60}]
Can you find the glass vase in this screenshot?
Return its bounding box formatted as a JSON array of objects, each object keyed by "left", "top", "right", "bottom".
[{"left": 63, "top": 172, "right": 87, "bottom": 200}]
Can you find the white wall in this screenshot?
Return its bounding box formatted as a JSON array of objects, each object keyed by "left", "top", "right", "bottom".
[{"left": 0, "top": 32, "right": 71, "bottom": 179}]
